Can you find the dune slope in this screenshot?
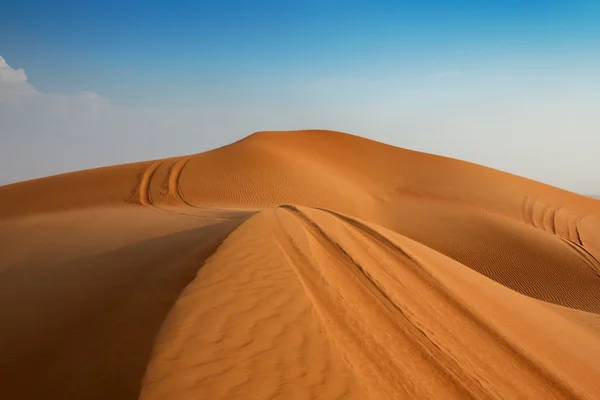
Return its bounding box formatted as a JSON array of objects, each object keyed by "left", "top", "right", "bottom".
[{"left": 1, "top": 130, "right": 599, "bottom": 399}]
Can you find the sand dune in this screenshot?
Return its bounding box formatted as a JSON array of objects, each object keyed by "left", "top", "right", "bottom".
[{"left": 1, "top": 130, "right": 599, "bottom": 399}]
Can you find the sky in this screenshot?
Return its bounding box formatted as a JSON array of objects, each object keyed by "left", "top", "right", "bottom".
[{"left": 1, "top": 1, "right": 599, "bottom": 194}]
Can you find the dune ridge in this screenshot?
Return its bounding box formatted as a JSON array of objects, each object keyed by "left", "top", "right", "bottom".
[{"left": 1, "top": 129, "right": 599, "bottom": 399}]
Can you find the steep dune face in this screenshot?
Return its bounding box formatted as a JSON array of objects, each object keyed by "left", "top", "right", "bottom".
[{"left": 1, "top": 130, "right": 599, "bottom": 399}]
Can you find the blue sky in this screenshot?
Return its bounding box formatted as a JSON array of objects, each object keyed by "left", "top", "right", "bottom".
[
  {"left": 1, "top": 1, "right": 599, "bottom": 192},
  {"left": 3, "top": 1, "right": 599, "bottom": 97}
]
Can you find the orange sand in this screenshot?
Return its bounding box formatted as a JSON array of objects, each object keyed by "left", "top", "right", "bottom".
[{"left": 1, "top": 130, "right": 599, "bottom": 399}]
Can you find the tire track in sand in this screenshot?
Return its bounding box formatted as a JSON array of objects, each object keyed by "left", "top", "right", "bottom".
[
  {"left": 318, "top": 207, "right": 586, "bottom": 399},
  {"left": 272, "top": 205, "right": 484, "bottom": 399},
  {"left": 559, "top": 237, "right": 600, "bottom": 277},
  {"left": 167, "top": 157, "right": 194, "bottom": 207},
  {"left": 522, "top": 197, "right": 592, "bottom": 252},
  {"left": 130, "top": 159, "right": 221, "bottom": 219},
  {"left": 273, "top": 205, "right": 581, "bottom": 399},
  {"left": 138, "top": 160, "right": 163, "bottom": 208}
]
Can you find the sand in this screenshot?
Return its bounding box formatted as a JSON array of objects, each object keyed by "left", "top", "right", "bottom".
[{"left": 0, "top": 129, "right": 599, "bottom": 399}]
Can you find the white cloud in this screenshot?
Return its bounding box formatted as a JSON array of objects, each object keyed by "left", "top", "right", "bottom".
[
  {"left": 0, "top": 57, "right": 119, "bottom": 183},
  {"left": 0, "top": 57, "right": 29, "bottom": 84},
  {"left": 0, "top": 57, "right": 111, "bottom": 131},
  {"left": 0, "top": 56, "right": 38, "bottom": 101}
]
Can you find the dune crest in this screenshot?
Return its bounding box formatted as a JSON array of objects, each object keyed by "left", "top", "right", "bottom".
[{"left": 1, "top": 130, "right": 599, "bottom": 399}]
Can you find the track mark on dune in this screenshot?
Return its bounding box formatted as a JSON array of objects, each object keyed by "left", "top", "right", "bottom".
[
  {"left": 522, "top": 197, "right": 593, "bottom": 253},
  {"left": 274, "top": 206, "right": 486, "bottom": 399},
  {"left": 572, "top": 216, "right": 584, "bottom": 246},
  {"left": 523, "top": 197, "right": 558, "bottom": 234},
  {"left": 315, "top": 208, "right": 583, "bottom": 392},
  {"left": 522, "top": 196, "right": 534, "bottom": 227},
  {"left": 168, "top": 157, "right": 193, "bottom": 206},
  {"left": 139, "top": 160, "right": 163, "bottom": 208},
  {"left": 560, "top": 237, "right": 600, "bottom": 277},
  {"left": 275, "top": 205, "right": 582, "bottom": 399},
  {"left": 546, "top": 206, "right": 560, "bottom": 235},
  {"left": 127, "top": 158, "right": 249, "bottom": 220}
]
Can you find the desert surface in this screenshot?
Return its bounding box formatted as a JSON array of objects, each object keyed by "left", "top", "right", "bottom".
[{"left": 1, "top": 130, "right": 600, "bottom": 399}]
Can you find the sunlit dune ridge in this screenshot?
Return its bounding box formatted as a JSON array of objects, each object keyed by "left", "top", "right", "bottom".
[{"left": 1, "top": 130, "right": 599, "bottom": 400}]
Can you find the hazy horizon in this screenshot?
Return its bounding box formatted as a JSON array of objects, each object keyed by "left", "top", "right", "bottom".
[{"left": 1, "top": 1, "right": 599, "bottom": 194}]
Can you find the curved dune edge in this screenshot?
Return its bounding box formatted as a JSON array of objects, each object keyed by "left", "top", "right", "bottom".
[
  {"left": 1, "top": 130, "right": 600, "bottom": 399},
  {"left": 0, "top": 208, "right": 251, "bottom": 399},
  {"left": 140, "top": 206, "right": 600, "bottom": 400}
]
